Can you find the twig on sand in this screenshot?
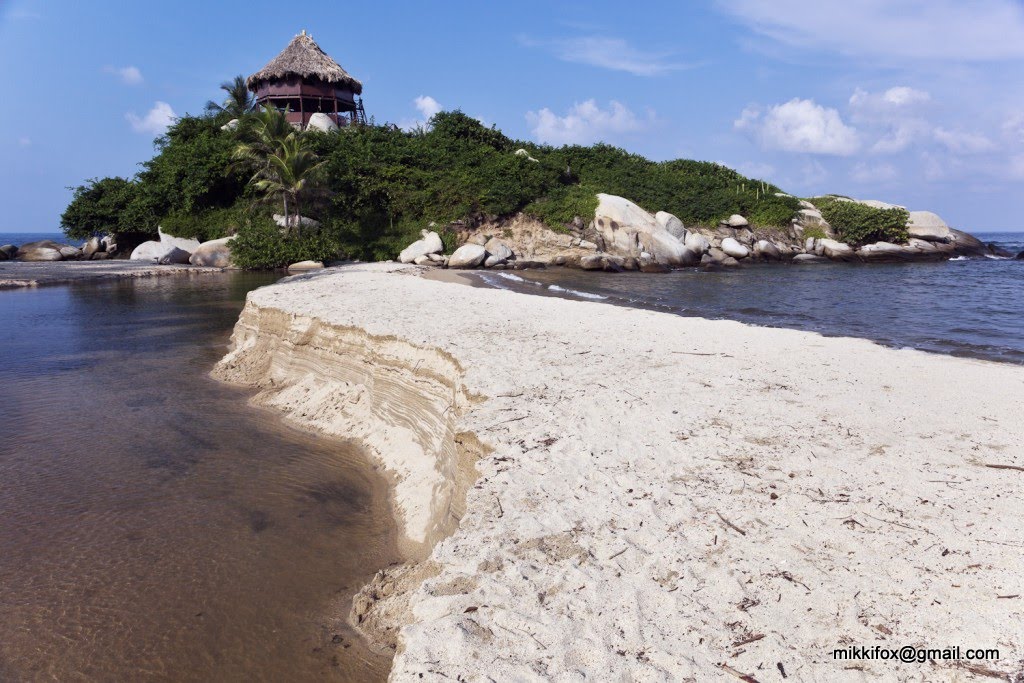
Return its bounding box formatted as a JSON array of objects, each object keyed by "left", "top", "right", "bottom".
[
  {"left": 672, "top": 351, "right": 735, "bottom": 358},
  {"left": 983, "top": 463, "right": 1024, "bottom": 472},
  {"left": 732, "top": 633, "right": 765, "bottom": 647},
  {"left": 717, "top": 662, "right": 761, "bottom": 682},
  {"left": 950, "top": 662, "right": 1010, "bottom": 680},
  {"left": 716, "top": 511, "right": 747, "bottom": 536}
]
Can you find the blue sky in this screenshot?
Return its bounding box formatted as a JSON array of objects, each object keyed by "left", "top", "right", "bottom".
[{"left": 3, "top": 0, "right": 1024, "bottom": 233}]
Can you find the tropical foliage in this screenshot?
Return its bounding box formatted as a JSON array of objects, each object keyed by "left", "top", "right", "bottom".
[
  {"left": 205, "top": 75, "right": 256, "bottom": 119},
  {"left": 62, "top": 95, "right": 802, "bottom": 266},
  {"left": 815, "top": 197, "right": 909, "bottom": 246}
]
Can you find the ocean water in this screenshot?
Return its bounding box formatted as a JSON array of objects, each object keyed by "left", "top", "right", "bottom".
[
  {"left": 479, "top": 232, "right": 1024, "bottom": 365},
  {"left": 0, "top": 231, "right": 81, "bottom": 247},
  {"left": 0, "top": 274, "right": 395, "bottom": 681}
]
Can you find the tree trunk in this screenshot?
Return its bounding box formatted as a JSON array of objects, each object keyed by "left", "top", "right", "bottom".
[{"left": 283, "top": 196, "right": 290, "bottom": 235}]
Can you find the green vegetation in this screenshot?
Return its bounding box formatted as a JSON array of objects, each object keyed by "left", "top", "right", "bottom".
[
  {"left": 205, "top": 76, "right": 256, "bottom": 119},
  {"left": 801, "top": 225, "right": 828, "bottom": 241},
  {"left": 815, "top": 197, "right": 909, "bottom": 246},
  {"left": 61, "top": 81, "right": 801, "bottom": 267}
]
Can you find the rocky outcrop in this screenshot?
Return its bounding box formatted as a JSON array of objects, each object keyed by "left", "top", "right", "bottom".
[
  {"left": 130, "top": 241, "right": 171, "bottom": 261},
  {"left": 720, "top": 237, "right": 749, "bottom": 259},
  {"left": 287, "top": 260, "right": 325, "bottom": 272},
  {"left": 189, "top": 236, "right": 235, "bottom": 268},
  {"left": 399, "top": 230, "right": 445, "bottom": 264},
  {"left": 906, "top": 211, "right": 952, "bottom": 242},
  {"left": 158, "top": 247, "right": 192, "bottom": 265},
  {"left": 655, "top": 211, "right": 687, "bottom": 240},
  {"left": 447, "top": 244, "right": 487, "bottom": 269},
  {"left": 594, "top": 194, "right": 696, "bottom": 266},
  {"left": 158, "top": 226, "right": 201, "bottom": 253}
]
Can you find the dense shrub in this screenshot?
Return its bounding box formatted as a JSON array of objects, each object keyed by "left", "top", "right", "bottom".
[
  {"left": 63, "top": 107, "right": 800, "bottom": 264},
  {"left": 230, "top": 218, "right": 341, "bottom": 269},
  {"left": 816, "top": 198, "right": 909, "bottom": 246}
]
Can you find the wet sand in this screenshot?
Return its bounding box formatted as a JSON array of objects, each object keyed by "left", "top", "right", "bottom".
[{"left": 0, "top": 260, "right": 222, "bottom": 289}]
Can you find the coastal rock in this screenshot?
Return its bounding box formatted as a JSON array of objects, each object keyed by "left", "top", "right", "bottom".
[
  {"left": 580, "top": 254, "right": 606, "bottom": 270},
  {"left": 130, "top": 241, "right": 172, "bottom": 261},
  {"left": 706, "top": 247, "right": 739, "bottom": 266},
  {"left": 1016, "top": 250, "right": 1024, "bottom": 260},
  {"left": 860, "top": 199, "right": 905, "bottom": 210},
  {"left": 59, "top": 246, "right": 82, "bottom": 260},
  {"left": 639, "top": 259, "right": 671, "bottom": 273},
  {"left": 158, "top": 226, "right": 201, "bottom": 253},
  {"left": 484, "top": 254, "right": 508, "bottom": 268},
  {"left": 655, "top": 211, "right": 686, "bottom": 240},
  {"left": 158, "top": 247, "right": 192, "bottom": 265},
  {"left": 857, "top": 241, "right": 914, "bottom": 262},
  {"left": 288, "top": 260, "right": 325, "bottom": 271},
  {"left": 103, "top": 234, "right": 118, "bottom": 254},
  {"left": 753, "top": 240, "right": 782, "bottom": 261},
  {"left": 484, "top": 238, "right": 514, "bottom": 261},
  {"left": 949, "top": 229, "right": 988, "bottom": 256},
  {"left": 720, "top": 237, "right": 749, "bottom": 259},
  {"left": 413, "top": 255, "right": 433, "bottom": 266},
  {"left": 448, "top": 243, "right": 487, "bottom": 268},
  {"left": 684, "top": 232, "right": 710, "bottom": 254},
  {"left": 0, "top": 248, "right": 8, "bottom": 261},
  {"left": 594, "top": 194, "right": 692, "bottom": 266},
  {"left": 792, "top": 253, "right": 829, "bottom": 264},
  {"left": 907, "top": 211, "right": 951, "bottom": 242},
  {"left": 189, "top": 236, "right": 235, "bottom": 268},
  {"left": 306, "top": 112, "right": 338, "bottom": 133},
  {"left": 819, "top": 239, "right": 856, "bottom": 261},
  {"left": 221, "top": 118, "right": 240, "bottom": 132},
  {"left": 83, "top": 236, "right": 102, "bottom": 259},
  {"left": 399, "top": 231, "right": 444, "bottom": 264},
  {"left": 18, "top": 247, "right": 63, "bottom": 261},
  {"left": 726, "top": 214, "right": 749, "bottom": 227},
  {"left": 1, "top": 244, "right": 16, "bottom": 259}
]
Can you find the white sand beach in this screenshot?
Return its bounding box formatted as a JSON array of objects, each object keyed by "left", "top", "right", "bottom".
[{"left": 213, "top": 262, "right": 1024, "bottom": 681}]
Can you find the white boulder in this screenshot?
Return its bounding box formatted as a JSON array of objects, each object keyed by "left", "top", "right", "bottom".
[
  {"left": 130, "top": 240, "right": 173, "bottom": 261},
  {"left": 484, "top": 238, "right": 514, "bottom": 261},
  {"left": 726, "top": 214, "right": 749, "bottom": 227},
  {"left": 594, "top": 194, "right": 693, "bottom": 266},
  {"left": 273, "top": 214, "right": 321, "bottom": 230},
  {"left": 399, "top": 230, "right": 444, "bottom": 264},
  {"left": 720, "top": 237, "right": 749, "bottom": 259},
  {"left": 306, "top": 113, "right": 338, "bottom": 133},
  {"left": 793, "top": 253, "right": 829, "bottom": 264},
  {"left": 819, "top": 238, "right": 856, "bottom": 261},
  {"left": 18, "top": 247, "right": 63, "bottom": 262},
  {"left": 189, "top": 236, "right": 235, "bottom": 267},
  {"left": 220, "top": 118, "right": 240, "bottom": 132},
  {"left": 158, "top": 247, "right": 192, "bottom": 265},
  {"left": 907, "top": 211, "right": 951, "bottom": 241},
  {"left": 684, "top": 232, "right": 710, "bottom": 254},
  {"left": 655, "top": 211, "right": 687, "bottom": 240},
  {"left": 448, "top": 243, "right": 487, "bottom": 268},
  {"left": 754, "top": 240, "right": 782, "bottom": 261},
  {"left": 158, "top": 226, "right": 201, "bottom": 254},
  {"left": 288, "top": 260, "right": 325, "bottom": 271}
]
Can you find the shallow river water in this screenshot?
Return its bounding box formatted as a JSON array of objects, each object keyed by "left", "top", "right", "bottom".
[{"left": 0, "top": 273, "right": 396, "bottom": 682}]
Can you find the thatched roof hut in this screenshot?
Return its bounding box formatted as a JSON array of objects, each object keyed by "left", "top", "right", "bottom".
[{"left": 247, "top": 31, "right": 362, "bottom": 94}]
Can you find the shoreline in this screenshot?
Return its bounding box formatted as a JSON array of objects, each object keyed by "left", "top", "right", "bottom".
[
  {"left": 0, "top": 261, "right": 225, "bottom": 289},
  {"left": 215, "top": 263, "right": 1023, "bottom": 680}
]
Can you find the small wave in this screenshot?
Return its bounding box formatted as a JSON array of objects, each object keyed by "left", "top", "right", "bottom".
[
  {"left": 984, "top": 254, "right": 1012, "bottom": 260},
  {"left": 948, "top": 256, "right": 969, "bottom": 261},
  {"left": 495, "top": 272, "right": 527, "bottom": 283},
  {"left": 546, "top": 284, "right": 607, "bottom": 300}
]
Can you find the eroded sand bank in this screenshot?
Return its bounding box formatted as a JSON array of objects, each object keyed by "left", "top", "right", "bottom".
[{"left": 214, "top": 262, "right": 1024, "bottom": 681}]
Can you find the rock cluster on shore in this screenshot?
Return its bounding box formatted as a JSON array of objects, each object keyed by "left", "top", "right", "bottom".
[
  {"left": 394, "top": 193, "right": 1009, "bottom": 273},
  {"left": 130, "top": 228, "right": 236, "bottom": 268},
  {"left": 3, "top": 235, "right": 119, "bottom": 262}
]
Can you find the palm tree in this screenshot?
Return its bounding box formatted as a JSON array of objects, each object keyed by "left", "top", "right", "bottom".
[
  {"left": 234, "top": 112, "right": 325, "bottom": 231},
  {"left": 205, "top": 75, "right": 255, "bottom": 118}
]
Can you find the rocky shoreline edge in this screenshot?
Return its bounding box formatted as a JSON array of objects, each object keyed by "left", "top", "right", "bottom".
[{"left": 211, "top": 263, "right": 1023, "bottom": 681}]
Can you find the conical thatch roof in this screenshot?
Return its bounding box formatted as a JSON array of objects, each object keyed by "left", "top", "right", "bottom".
[{"left": 247, "top": 31, "right": 362, "bottom": 94}]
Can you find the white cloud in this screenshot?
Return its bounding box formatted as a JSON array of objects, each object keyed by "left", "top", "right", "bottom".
[
  {"left": 399, "top": 95, "right": 443, "bottom": 131},
  {"left": 734, "top": 161, "right": 776, "bottom": 180},
  {"left": 735, "top": 98, "right": 860, "bottom": 155},
  {"left": 126, "top": 101, "right": 176, "bottom": 135},
  {"left": 933, "top": 127, "right": 995, "bottom": 154},
  {"left": 847, "top": 87, "right": 936, "bottom": 154},
  {"left": 519, "top": 35, "right": 695, "bottom": 76},
  {"left": 849, "top": 86, "right": 930, "bottom": 116},
  {"left": 526, "top": 99, "right": 648, "bottom": 145},
  {"left": 106, "top": 65, "right": 143, "bottom": 85},
  {"left": 850, "top": 161, "right": 898, "bottom": 183},
  {"left": 717, "top": 0, "right": 1024, "bottom": 61}
]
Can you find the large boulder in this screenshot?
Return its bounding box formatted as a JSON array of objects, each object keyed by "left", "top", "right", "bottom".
[
  {"left": 720, "top": 237, "right": 749, "bottom": 259},
  {"left": 949, "top": 228, "right": 988, "bottom": 256},
  {"left": 860, "top": 199, "right": 905, "bottom": 210},
  {"left": 655, "top": 211, "right": 687, "bottom": 240},
  {"left": 1, "top": 244, "right": 17, "bottom": 259},
  {"left": 306, "top": 113, "right": 338, "bottom": 133},
  {"left": 753, "top": 240, "right": 782, "bottom": 261},
  {"left": 906, "top": 211, "right": 951, "bottom": 242},
  {"left": 58, "top": 245, "right": 82, "bottom": 260},
  {"left": 158, "top": 247, "right": 192, "bottom": 265},
  {"left": 399, "top": 230, "right": 444, "bottom": 264},
  {"left": 792, "top": 253, "right": 829, "bottom": 264},
  {"left": 158, "top": 226, "right": 201, "bottom": 254},
  {"left": 726, "top": 214, "right": 749, "bottom": 228},
  {"left": 83, "top": 236, "right": 102, "bottom": 259},
  {"left": 130, "top": 240, "right": 173, "bottom": 261},
  {"left": 857, "top": 241, "right": 915, "bottom": 262},
  {"left": 819, "top": 238, "right": 856, "bottom": 261},
  {"left": 18, "top": 247, "right": 63, "bottom": 261},
  {"left": 684, "top": 232, "right": 710, "bottom": 254},
  {"left": 447, "top": 243, "right": 487, "bottom": 268},
  {"left": 484, "top": 237, "right": 514, "bottom": 261},
  {"left": 594, "top": 194, "right": 693, "bottom": 266},
  {"left": 288, "top": 260, "right": 325, "bottom": 271},
  {"left": 189, "top": 236, "right": 235, "bottom": 267}
]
